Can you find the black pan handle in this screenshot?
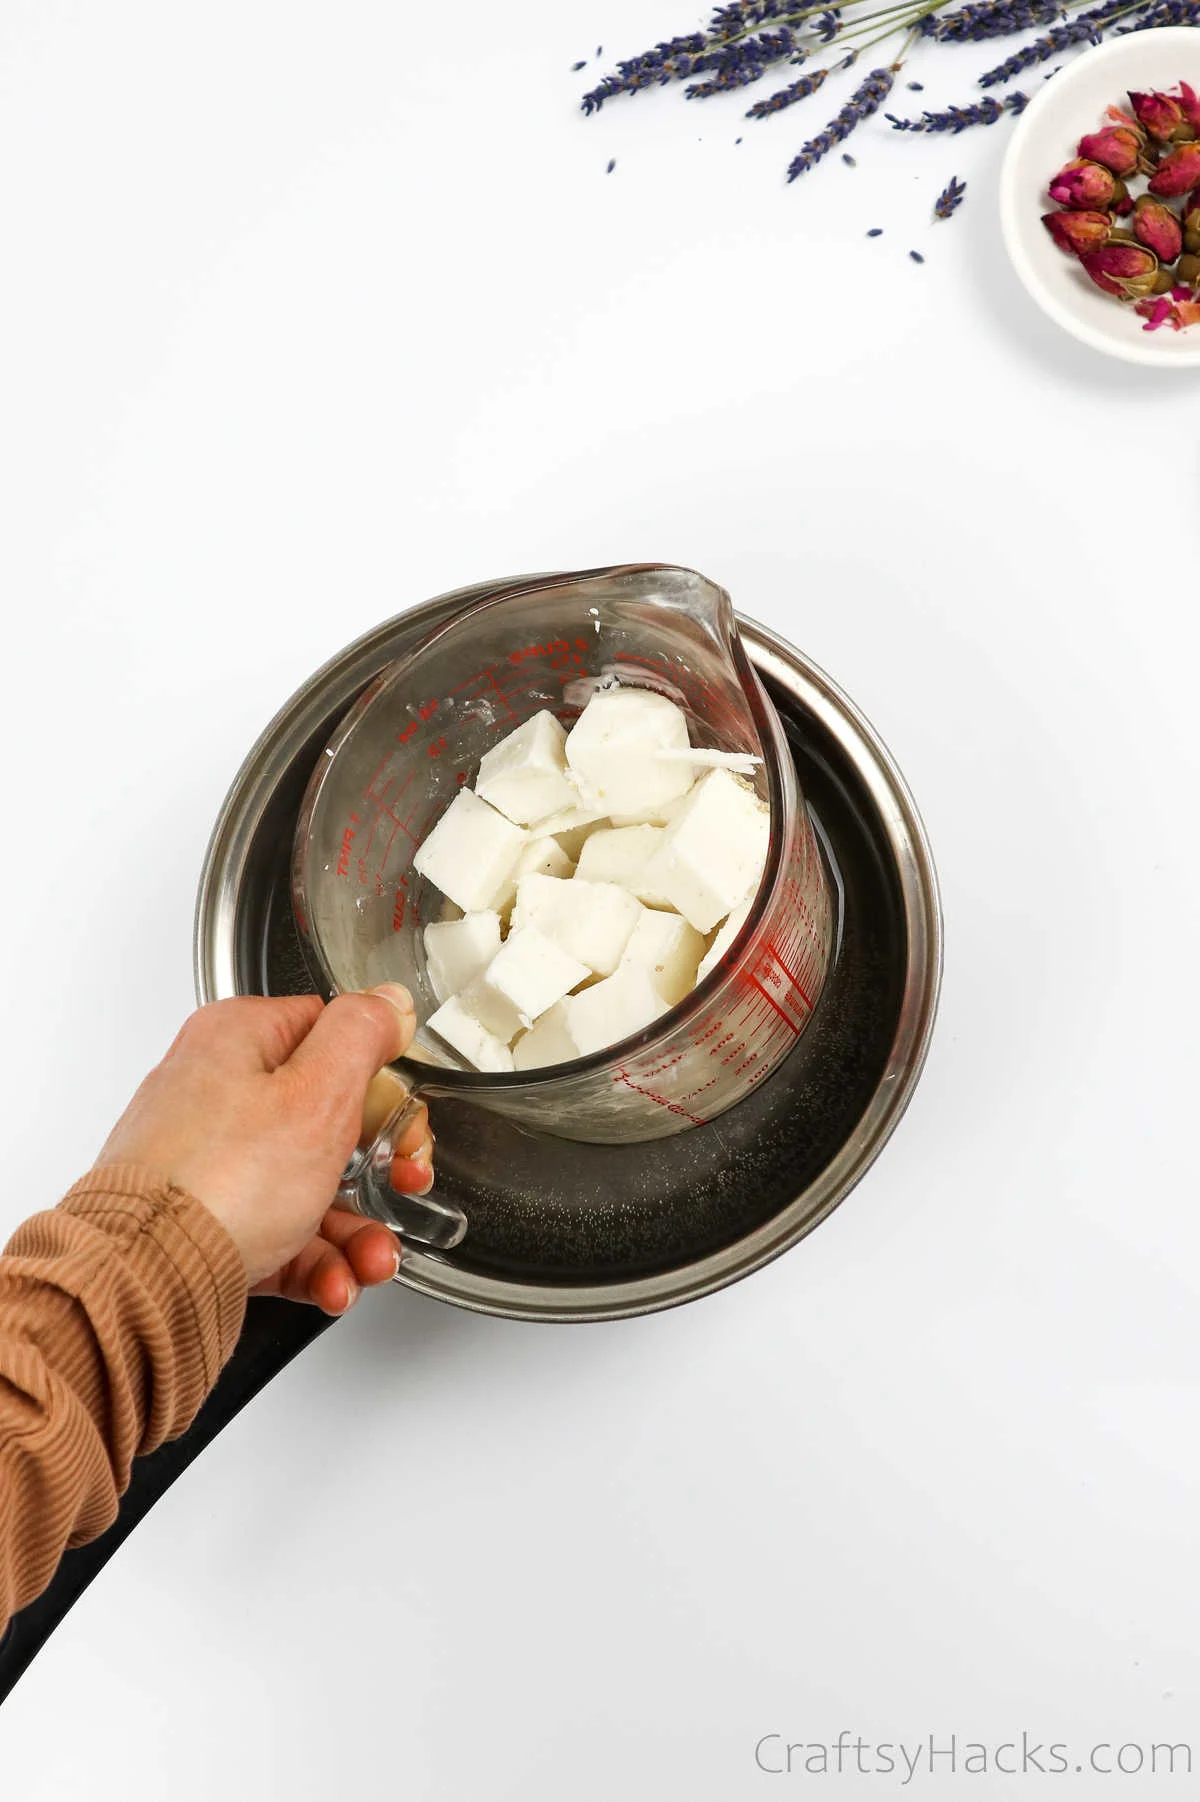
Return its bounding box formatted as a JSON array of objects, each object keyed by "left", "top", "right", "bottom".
[{"left": 0, "top": 1297, "right": 336, "bottom": 1707}]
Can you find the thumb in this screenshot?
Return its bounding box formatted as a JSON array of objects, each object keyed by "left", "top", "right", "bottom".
[{"left": 283, "top": 985, "right": 416, "bottom": 1102}]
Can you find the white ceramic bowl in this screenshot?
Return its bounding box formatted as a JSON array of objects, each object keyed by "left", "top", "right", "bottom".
[{"left": 1000, "top": 27, "right": 1200, "bottom": 367}]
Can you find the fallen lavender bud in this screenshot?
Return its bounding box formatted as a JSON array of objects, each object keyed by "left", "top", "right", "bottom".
[
  {"left": 910, "top": 249, "right": 926, "bottom": 262},
  {"left": 934, "top": 174, "right": 967, "bottom": 218},
  {"left": 867, "top": 226, "right": 883, "bottom": 235}
]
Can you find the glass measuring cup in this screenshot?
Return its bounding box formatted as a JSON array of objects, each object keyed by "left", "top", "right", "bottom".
[{"left": 293, "top": 565, "right": 834, "bottom": 1248}]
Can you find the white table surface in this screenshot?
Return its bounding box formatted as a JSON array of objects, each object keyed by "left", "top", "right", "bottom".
[{"left": 2, "top": 4, "right": 1199, "bottom": 1797}]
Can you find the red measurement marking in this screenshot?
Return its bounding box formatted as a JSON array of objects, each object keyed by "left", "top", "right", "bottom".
[
  {"left": 612, "top": 1070, "right": 705, "bottom": 1126},
  {"left": 744, "top": 971, "right": 804, "bottom": 1034},
  {"left": 485, "top": 665, "right": 516, "bottom": 719},
  {"left": 764, "top": 940, "right": 813, "bottom": 1011},
  {"left": 336, "top": 825, "right": 355, "bottom": 877}
]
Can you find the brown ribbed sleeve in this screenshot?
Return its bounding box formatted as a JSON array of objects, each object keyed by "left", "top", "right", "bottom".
[{"left": 0, "top": 1164, "right": 247, "bottom": 1628}]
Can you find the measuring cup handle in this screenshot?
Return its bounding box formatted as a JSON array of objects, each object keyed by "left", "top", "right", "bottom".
[{"left": 337, "top": 1068, "right": 468, "bottom": 1252}]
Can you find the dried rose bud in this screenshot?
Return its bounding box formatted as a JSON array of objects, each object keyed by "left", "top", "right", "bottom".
[
  {"left": 1128, "top": 89, "right": 1184, "bottom": 141},
  {"left": 1132, "top": 194, "right": 1183, "bottom": 262},
  {"left": 1041, "top": 208, "right": 1113, "bottom": 256},
  {"left": 1080, "top": 241, "right": 1160, "bottom": 299},
  {"left": 1147, "top": 141, "right": 1200, "bottom": 197},
  {"left": 1183, "top": 188, "right": 1200, "bottom": 235},
  {"left": 1178, "top": 81, "right": 1200, "bottom": 133},
  {"left": 1078, "top": 125, "right": 1147, "bottom": 177},
  {"left": 1175, "top": 252, "right": 1200, "bottom": 288},
  {"left": 1049, "top": 159, "right": 1117, "bottom": 209}
]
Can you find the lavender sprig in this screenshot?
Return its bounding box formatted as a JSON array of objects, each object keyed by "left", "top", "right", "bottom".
[
  {"left": 745, "top": 64, "right": 831, "bottom": 114},
  {"left": 919, "top": 0, "right": 1058, "bottom": 37},
  {"left": 786, "top": 65, "right": 896, "bottom": 178},
  {"left": 887, "top": 89, "right": 1027, "bottom": 129},
  {"left": 934, "top": 173, "right": 967, "bottom": 216},
  {"left": 977, "top": 0, "right": 1142, "bottom": 85},
  {"left": 582, "top": 33, "right": 714, "bottom": 112},
  {"left": 1120, "top": 0, "right": 1200, "bottom": 24},
  {"left": 685, "top": 27, "right": 803, "bottom": 96}
]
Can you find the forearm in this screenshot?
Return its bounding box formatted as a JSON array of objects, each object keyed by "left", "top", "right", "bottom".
[{"left": 0, "top": 1166, "right": 246, "bottom": 1627}]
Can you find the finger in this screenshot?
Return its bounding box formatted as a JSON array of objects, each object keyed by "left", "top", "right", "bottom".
[
  {"left": 253, "top": 1236, "right": 359, "bottom": 1313},
  {"left": 283, "top": 986, "right": 415, "bottom": 1101},
  {"left": 394, "top": 1101, "right": 429, "bottom": 1159},
  {"left": 391, "top": 1127, "right": 434, "bottom": 1196},
  {"left": 170, "top": 995, "right": 326, "bottom": 1073},
  {"left": 319, "top": 1209, "right": 402, "bottom": 1285}
]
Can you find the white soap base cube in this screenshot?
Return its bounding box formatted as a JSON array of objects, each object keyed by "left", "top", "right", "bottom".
[
  {"left": 565, "top": 689, "right": 696, "bottom": 817},
  {"left": 541, "top": 876, "right": 644, "bottom": 977},
  {"left": 695, "top": 898, "right": 754, "bottom": 986},
  {"left": 474, "top": 709, "right": 577, "bottom": 827},
  {"left": 621, "top": 909, "right": 706, "bottom": 1005},
  {"left": 645, "top": 769, "right": 769, "bottom": 933},
  {"left": 457, "top": 975, "right": 525, "bottom": 1046},
  {"left": 512, "top": 1000, "right": 582, "bottom": 1071},
  {"left": 493, "top": 834, "right": 574, "bottom": 919},
  {"left": 423, "top": 911, "right": 502, "bottom": 1004},
  {"left": 426, "top": 995, "right": 515, "bottom": 1072},
  {"left": 564, "top": 965, "right": 670, "bottom": 1058},
  {"left": 412, "top": 789, "right": 526, "bottom": 914},
  {"left": 510, "top": 871, "right": 570, "bottom": 936},
  {"left": 575, "top": 824, "right": 671, "bottom": 907},
  {"left": 485, "top": 926, "right": 590, "bottom": 1025}
]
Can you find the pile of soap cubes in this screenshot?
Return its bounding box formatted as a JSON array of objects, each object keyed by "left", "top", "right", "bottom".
[{"left": 411, "top": 687, "right": 769, "bottom": 1072}]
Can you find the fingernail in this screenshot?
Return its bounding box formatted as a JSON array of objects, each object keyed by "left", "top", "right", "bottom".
[
  {"left": 342, "top": 1277, "right": 360, "bottom": 1310},
  {"left": 391, "top": 1245, "right": 402, "bottom": 1277},
  {"left": 369, "top": 982, "right": 414, "bottom": 1016}
]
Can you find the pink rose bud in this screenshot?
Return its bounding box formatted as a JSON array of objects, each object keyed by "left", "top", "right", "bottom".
[
  {"left": 1081, "top": 242, "right": 1159, "bottom": 299},
  {"left": 1041, "top": 208, "right": 1113, "bottom": 256},
  {"left": 1132, "top": 194, "right": 1183, "bottom": 262},
  {"left": 1128, "top": 89, "right": 1184, "bottom": 141},
  {"left": 1178, "top": 81, "right": 1200, "bottom": 133},
  {"left": 1077, "top": 125, "right": 1146, "bottom": 177},
  {"left": 1148, "top": 142, "right": 1200, "bottom": 197},
  {"left": 1048, "top": 158, "right": 1117, "bottom": 209}
]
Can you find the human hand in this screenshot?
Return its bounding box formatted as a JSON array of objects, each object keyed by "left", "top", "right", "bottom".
[{"left": 97, "top": 986, "right": 432, "bottom": 1313}]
